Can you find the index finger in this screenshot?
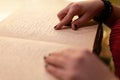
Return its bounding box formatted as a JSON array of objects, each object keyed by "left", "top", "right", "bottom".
[
  {"left": 55, "top": 9, "right": 75, "bottom": 30},
  {"left": 57, "top": 3, "right": 74, "bottom": 21}
]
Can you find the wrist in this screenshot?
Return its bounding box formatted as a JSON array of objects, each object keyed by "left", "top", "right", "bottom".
[
  {"left": 103, "top": 73, "right": 119, "bottom": 80},
  {"left": 94, "top": 0, "right": 113, "bottom": 23}
]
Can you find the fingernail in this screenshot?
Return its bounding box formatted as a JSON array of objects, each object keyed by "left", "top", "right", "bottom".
[
  {"left": 44, "top": 56, "right": 47, "bottom": 59},
  {"left": 54, "top": 25, "right": 57, "bottom": 29},
  {"left": 54, "top": 25, "right": 60, "bottom": 30},
  {"left": 74, "top": 25, "right": 78, "bottom": 30},
  {"left": 45, "top": 64, "right": 48, "bottom": 68},
  {"left": 49, "top": 54, "right": 52, "bottom": 56}
]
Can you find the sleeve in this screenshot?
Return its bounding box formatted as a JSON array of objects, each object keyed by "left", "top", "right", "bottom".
[{"left": 110, "top": 19, "right": 120, "bottom": 78}]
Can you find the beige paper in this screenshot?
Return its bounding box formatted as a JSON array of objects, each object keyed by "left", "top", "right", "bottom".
[
  {"left": 0, "top": 9, "right": 98, "bottom": 50},
  {"left": 0, "top": 8, "right": 98, "bottom": 80},
  {"left": 0, "top": 36, "right": 77, "bottom": 80}
]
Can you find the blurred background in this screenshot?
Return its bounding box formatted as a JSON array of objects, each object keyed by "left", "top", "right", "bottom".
[
  {"left": 0, "top": 0, "right": 119, "bottom": 21},
  {"left": 0, "top": 0, "right": 24, "bottom": 21},
  {"left": 0, "top": 0, "right": 62, "bottom": 21},
  {"left": 98, "top": 0, "right": 120, "bottom": 71},
  {"left": 0, "top": 0, "right": 75, "bottom": 21}
]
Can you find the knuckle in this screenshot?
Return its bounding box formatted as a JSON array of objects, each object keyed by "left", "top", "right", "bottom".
[
  {"left": 75, "top": 50, "right": 91, "bottom": 61},
  {"left": 81, "top": 50, "right": 91, "bottom": 55},
  {"left": 75, "top": 55, "right": 85, "bottom": 63},
  {"left": 69, "top": 5, "right": 79, "bottom": 15},
  {"left": 68, "top": 10, "right": 74, "bottom": 15},
  {"left": 66, "top": 71, "right": 77, "bottom": 80},
  {"left": 57, "top": 12, "right": 62, "bottom": 18},
  {"left": 71, "top": 3, "right": 80, "bottom": 9},
  {"left": 73, "top": 51, "right": 87, "bottom": 61}
]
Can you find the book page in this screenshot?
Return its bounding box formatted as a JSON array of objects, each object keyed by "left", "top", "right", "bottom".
[
  {"left": 0, "top": 1, "right": 99, "bottom": 80},
  {"left": 0, "top": 2, "right": 98, "bottom": 80},
  {"left": 0, "top": 36, "right": 81, "bottom": 80},
  {"left": 0, "top": 9, "right": 98, "bottom": 50}
]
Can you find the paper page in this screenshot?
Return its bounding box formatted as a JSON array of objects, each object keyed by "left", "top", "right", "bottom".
[
  {"left": 0, "top": 36, "right": 82, "bottom": 80},
  {"left": 0, "top": 9, "right": 98, "bottom": 50}
]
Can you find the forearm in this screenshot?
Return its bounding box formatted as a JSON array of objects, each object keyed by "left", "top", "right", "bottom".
[{"left": 104, "top": 5, "right": 120, "bottom": 27}]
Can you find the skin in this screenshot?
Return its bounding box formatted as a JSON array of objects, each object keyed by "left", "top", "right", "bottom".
[
  {"left": 55, "top": 0, "right": 120, "bottom": 30},
  {"left": 44, "top": 0, "right": 120, "bottom": 80},
  {"left": 55, "top": 0, "right": 104, "bottom": 30},
  {"left": 44, "top": 49, "right": 118, "bottom": 80}
]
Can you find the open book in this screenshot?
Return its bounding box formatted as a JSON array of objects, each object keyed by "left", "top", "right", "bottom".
[{"left": 0, "top": 9, "right": 98, "bottom": 80}]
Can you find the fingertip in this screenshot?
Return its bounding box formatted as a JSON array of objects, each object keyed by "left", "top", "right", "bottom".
[
  {"left": 54, "top": 23, "right": 64, "bottom": 30},
  {"left": 44, "top": 56, "right": 47, "bottom": 60},
  {"left": 44, "top": 56, "right": 49, "bottom": 63},
  {"left": 45, "top": 64, "right": 63, "bottom": 79},
  {"left": 45, "top": 64, "right": 56, "bottom": 73},
  {"left": 54, "top": 25, "right": 58, "bottom": 30},
  {"left": 71, "top": 23, "right": 78, "bottom": 31},
  {"left": 45, "top": 64, "right": 48, "bottom": 68},
  {"left": 45, "top": 64, "right": 51, "bottom": 73},
  {"left": 74, "top": 25, "right": 78, "bottom": 30},
  {"left": 54, "top": 25, "right": 60, "bottom": 30}
]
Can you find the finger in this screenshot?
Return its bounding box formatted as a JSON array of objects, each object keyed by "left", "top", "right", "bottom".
[
  {"left": 72, "top": 14, "right": 91, "bottom": 30},
  {"left": 57, "top": 9, "right": 68, "bottom": 21},
  {"left": 55, "top": 9, "right": 75, "bottom": 30},
  {"left": 45, "top": 64, "right": 64, "bottom": 79},
  {"left": 45, "top": 55, "right": 66, "bottom": 68},
  {"left": 57, "top": 3, "right": 74, "bottom": 21},
  {"left": 71, "top": 23, "right": 78, "bottom": 30}
]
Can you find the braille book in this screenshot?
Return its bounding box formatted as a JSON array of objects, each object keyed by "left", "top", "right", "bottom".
[{"left": 0, "top": 8, "right": 98, "bottom": 80}]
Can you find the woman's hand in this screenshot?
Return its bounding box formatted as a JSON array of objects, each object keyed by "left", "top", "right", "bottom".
[
  {"left": 55, "top": 0, "right": 104, "bottom": 30},
  {"left": 44, "top": 49, "right": 118, "bottom": 80}
]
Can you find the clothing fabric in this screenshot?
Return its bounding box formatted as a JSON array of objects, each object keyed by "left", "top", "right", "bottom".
[{"left": 110, "top": 19, "right": 120, "bottom": 78}]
